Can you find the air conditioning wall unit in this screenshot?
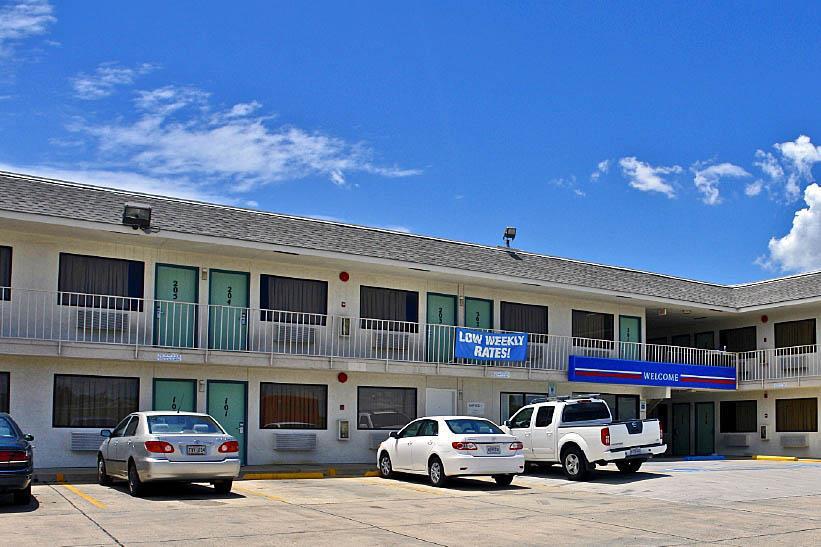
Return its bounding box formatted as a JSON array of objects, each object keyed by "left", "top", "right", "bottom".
[
  {"left": 722, "top": 433, "right": 750, "bottom": 448},
  {"left": 272, "top": 324, "right": 316, "bottom": 345},
  {"left": 274, "top": 433, "right": 318, "bottom": 451},
  {"left": 780, "top": 434, "right": 809, "bottom": 448},
  {"left": 76, "top": 310, "right": 129, "bottom": 332},
  {"left": 70, "top": 431, "right": 105, "bottom": 451},
  {"left": 372, "top": 331, "right": 410, "bottom": 350}
]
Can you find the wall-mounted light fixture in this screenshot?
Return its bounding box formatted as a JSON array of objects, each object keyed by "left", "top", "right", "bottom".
[
  {"left": 122, "top": 202, "right": 152, "bottom": 230},
  {"left": 503, "top": 226, "right": 517, "bottom": 247}
]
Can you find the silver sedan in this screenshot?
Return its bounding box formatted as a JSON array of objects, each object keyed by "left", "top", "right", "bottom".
[{"left": 97, "top": 411, "right": 241, "bottom": 497}]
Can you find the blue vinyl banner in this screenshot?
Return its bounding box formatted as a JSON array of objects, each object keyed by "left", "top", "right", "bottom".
[
  {"left": 568, "top": 355, "right": 736, "bottom": 390},
  {"left": 454, "top": 328, "right": 528, "bottom": 362}
]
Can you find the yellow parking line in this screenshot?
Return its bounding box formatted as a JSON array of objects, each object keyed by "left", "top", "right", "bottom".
[
  {"left": 753, "top": 455, "right": 798, "bottom": 461},
  {"left": 363, "top": 470, "right": 380, "bottom": 477},
  {"left": 58, "top": 481, "right": 107, "bottom": 509},
  {"left": 243, "top": 472, "right": 325, "bottom": 480},
  {"left": 233, "top": 485, "right": 287, "bottom": 503}
]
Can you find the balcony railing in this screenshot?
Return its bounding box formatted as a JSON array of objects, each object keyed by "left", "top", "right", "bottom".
[
  {"left": 0, "top": 287, "right": 759, "bottom": 376},
  {"left": 737, "top": 345, "right": 821, "bottom": 382}
]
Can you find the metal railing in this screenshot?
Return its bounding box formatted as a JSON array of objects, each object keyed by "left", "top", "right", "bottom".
[
  {"left": 0, "top": 287, "right": 789, "bottom": 378},
  {"left": 737, "top": 345, "right": 821, "bottom": 382}
]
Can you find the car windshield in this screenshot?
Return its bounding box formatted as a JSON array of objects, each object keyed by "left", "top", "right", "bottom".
[
  {"left": 446, "top": 419, "right": 504, "bottom": 435},
  {"left": 0, "top": 417, "right": 17, "bottom": 437},
  {"left": 562, "top": 402, "right": 611, "bottom": 423},
  {"left": 147, "top": 415, "right": 223, "bottom": 434}
]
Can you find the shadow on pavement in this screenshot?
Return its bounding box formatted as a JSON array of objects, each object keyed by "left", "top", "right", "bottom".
[
  {"left": 0, "top": 494, "right": 40, "bottom": 513},
  {"left": 524, "top": 463, "right": 670, "bottom": 484},
  {"left": 107, "top": 481, "right": 245, "bottom": 501},
  {"left": 389, "top": 472, "right": 530, "bottom": 492}
]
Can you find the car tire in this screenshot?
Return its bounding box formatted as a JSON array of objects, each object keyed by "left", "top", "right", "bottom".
[
  {"left": 213, "top": 480, "right": 233, "bottom": 494},
  {"left": 561, "top": 446, "right": 589, "bottom": 481},
  {"left": 127, "top": 461, "right": 145, "bottom": 497},
  {"left": 378, "top": 453, "right": 393, "bottom": 479},
  {"left": 616, "top": 460, "right": 643, "bottom": 473},
  {"left": 493, "top": 474, "right": 515, "bottom": 487},
  {"left": 12, "top": 484, "right": 31, "bottom": 505},
  {"left": 97, "top": 456, "right": 111, "bottom": 486},
  {"left": 428, "top": 457, "right": 447, "bottom": 487}
]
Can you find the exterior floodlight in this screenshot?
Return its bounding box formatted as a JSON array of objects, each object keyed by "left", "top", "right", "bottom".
[
  {"left": 503, "top": 226, "right": 517, "bottom": 247},
  {"left": 122, "top": 202, "right": 152, "bottom": 230}
]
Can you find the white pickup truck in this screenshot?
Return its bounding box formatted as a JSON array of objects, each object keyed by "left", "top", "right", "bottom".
[{"left": 501, "top": 397, "right": 666, "bottom": 481}]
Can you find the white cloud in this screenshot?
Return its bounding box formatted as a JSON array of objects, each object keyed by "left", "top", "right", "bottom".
[
  {"left": 549, "top": 174, "right": 586, "bottom": 197},
  {"left": 760, "top": 183, "right": 821, "bottom": 273},
  {"left": 66, "top": 84, "right": 420, "bottom": 190},
  {"left": 774, "top": 135, "right": 821, "bottom": 201},
  {"left": 618, "top": 156, "right": 681, "bottom": 198},
  {"left": 691, "top": 162, "right": 750, "bottom": 205},
  {"left": 590, "top": 159, "right": 610, "bottom": 181},
  {"left": 0, "top": 0, "right": 55, "bottom": 59},
  {"left": 745, "top": 180, "right": 763, "bottom": 197},
  {"left": 71, "top": 62, "right": 156, "bottom": 100}
]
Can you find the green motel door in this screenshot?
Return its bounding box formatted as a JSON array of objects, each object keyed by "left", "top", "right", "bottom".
[
  {"left": 427, "top": 294, "right": 456, "bottom": 362},
  {"left": 619, "top": 315, "right": 641, "bottom": 360},
  {"left": 465, "top": 298, "right": 493, "bottom": 329},
  {"left": 208, "top": 270, "right": 249, "bottom": 351},
  {"left": 154, "top": 264, "right": 199, "bottom": 348},
  {"left": 208, "top": 381, "right": 247, "bottom": 464},
  {"left": 153, "top": 379, "right": 196, "bottom": 412}
]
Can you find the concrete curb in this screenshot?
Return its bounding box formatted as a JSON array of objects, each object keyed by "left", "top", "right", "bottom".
[{"left": 35, "top": 467, "right": 380, "bottom": 484}]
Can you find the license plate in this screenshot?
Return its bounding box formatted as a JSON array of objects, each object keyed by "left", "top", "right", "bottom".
[
  {"left": 187, "top": 445, "right": 206, "bottom": 456},
  {"left": 486, "top": 445, "right": 501, "bottom": 455},
  {"left": 627, "top": 448, "right": 642, "bottom": 457}
]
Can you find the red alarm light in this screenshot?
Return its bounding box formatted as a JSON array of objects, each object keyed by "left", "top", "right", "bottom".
[
  {"left": 761, "top": 315, "right": 768, "bottom": 323},
  {"left": 339, "top": 272, "right": 350, "bottom": 282},
  {"left": 337, "top": 372, "right": 348, "bottom": 383}
]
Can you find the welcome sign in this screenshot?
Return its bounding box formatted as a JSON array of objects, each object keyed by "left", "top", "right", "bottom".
[
  {"left": 568, "top": 355, "right": 736, "bottom": 390},
  {"left": 455, "top": 328, "right": 528, "bottom": 362}
]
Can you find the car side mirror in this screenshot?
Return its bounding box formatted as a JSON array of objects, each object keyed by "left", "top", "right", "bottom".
[
  {"left": 100, "top": 429, "right": 112, "bottom": 438},
  {"left": 24, "top": 434, "right": 34, "bottom": 442},
  {"left": 389, "top": 431, "right": 399, "bottom": 439},
  {"left": 503, "top": 420, "right": 511, "bottom": 428}
]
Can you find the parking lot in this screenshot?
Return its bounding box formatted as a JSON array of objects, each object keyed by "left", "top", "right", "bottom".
[{"left": 2, "top": 459, "right": 821, "bottom": 546}]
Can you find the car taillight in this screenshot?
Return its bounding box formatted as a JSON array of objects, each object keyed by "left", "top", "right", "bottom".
[
  {"left": 452, "top": 441, "right": 478, "bottom": 450},
  {"left": 219, "top": 440, "right": 239, "bottom": 453},
  {"left": 0, "top": 450, "right": 29, "bottom": 463},
  {"left": 659, "top": 420, "right": 664, "bottom": 438},
  {"left": 509, "top": 441, "right": 524, "bottom": 451},
  {"left": 144, "top": 441, "right": 175, "bottom": 454},
  {"left": 601, "top": 427, "right": 610, "bottom": 446}
]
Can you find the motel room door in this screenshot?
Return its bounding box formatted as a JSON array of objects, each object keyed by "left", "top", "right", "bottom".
[
  {"left": 426, "top": 294, "right": 456, "bottom": 362},
  {"left": 464, "top": 297, "right": 493, "bottom": 330},
  {"left": 208, "top": 270, "right": 249, "bottom": 351},
  {"left": 154, "top": 264, "right": 199, "bottom": 348},
  {"left": 207, "top": 380, "right": 247, "bottom": 464},
  {"left": 619, "top": 316, "right": 641, "bottom": 360},
  {"left": 695, "top": 402, "right": 715, "bottom": 456},
  {"left": 672, "top": 403, "right": 691, "bottom": 456},
  {"left": 153, "top": 379, "right": 197, "bottom": 412}
]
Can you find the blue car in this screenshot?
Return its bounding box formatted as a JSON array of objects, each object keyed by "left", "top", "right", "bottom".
[{"left": 0, "top": 413, "right": 33, "bottom": 505}]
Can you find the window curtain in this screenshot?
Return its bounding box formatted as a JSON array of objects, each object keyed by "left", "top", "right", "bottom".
[
  {"left": 0, "top": 246, "right": 10, "bottom": 301},
  {"left": 259, "top": 383, "right": 327, "bottom": 429},
  {"left": 260, "top": 275, "right": 328, "bottom": 324},
  {"left": 719, "top": 326, "right": 757, "bottom": 353},
  {"left": 500, "top": 302, "right": 548, "bottom": 334},
  {"left": 776, "top": 398, "right": 818, "bottom": 432},
  {"left": 775, "top": 319, "right": 817, "bottom": 349},
  {"left": 53, "top": 375, "right": 139, "bottom": 428},
  {"left": 571, "top": 310, "right": 614, "bottom": 341},
  {"left": 357, "top": 387, "right": 416, "bottom": 429},
  {"left": 58, "top": 254, "right": 144, "bottom": 310},
  {"left": 720, "top": 400, "right": 757, "bottom": 433},
  {"left": 360, "top": 286, "right": 419, "bottom": 331}
]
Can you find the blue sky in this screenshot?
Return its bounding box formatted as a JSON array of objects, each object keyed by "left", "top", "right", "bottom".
[{"left": 0, "top": 1, "right": 819, "bottom": 284}]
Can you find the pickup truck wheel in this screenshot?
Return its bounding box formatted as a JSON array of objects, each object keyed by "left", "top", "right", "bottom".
[
  {"left": 379, "top": 453, "right": 393, "bottom": 479},
  {"left": 616, "top": 460, "right": 643, "bottom": 473},
  {"left": 428, "top": 457, "right": 447, "bottom": 487},
  {"left": 493, "top": 474, "right": 514, "bottom": 487},
  {"left": 562, "top": 446, "right": 589, "bottom": 481}
]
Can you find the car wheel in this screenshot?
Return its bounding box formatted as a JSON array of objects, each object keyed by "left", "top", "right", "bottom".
[
  {"left": 616, "top": 460, "right": 643, "bottom": 473},
  {"left": 493, "top": 474, "right": 515, "bottom": 487},
  {"left": 428, "top": 457, "right": 447, "bottom": 487},
  {"left": 97, "top": 457, "right": 111, "bottom": 486},
  {"left": 213, "top": 479, "right": 233, "bottom": 494},
  {"left": 12, "top": 484, "right": 31, "bottom": 505},
  {"left": 561, "top": 446, "right": 589, "bottom": 481},
  {"left": 378, "top": 453, "right": 393, "bottom": 479},
  {"left": 127, "top": 462, "right": 145, "bottom": 497}
]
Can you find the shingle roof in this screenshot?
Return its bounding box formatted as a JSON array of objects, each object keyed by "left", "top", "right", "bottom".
[{"left": 0, "top": 170, "right": 818, "bottom": 309}]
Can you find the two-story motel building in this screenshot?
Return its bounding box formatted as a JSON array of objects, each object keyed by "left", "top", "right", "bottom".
[{"left": 1, "top": 171, "right": 820, "bottom": 468}]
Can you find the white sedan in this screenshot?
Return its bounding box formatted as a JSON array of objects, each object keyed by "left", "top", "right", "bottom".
[{"left": 376, "top": 416, "right": 525, "bottom": 486}]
